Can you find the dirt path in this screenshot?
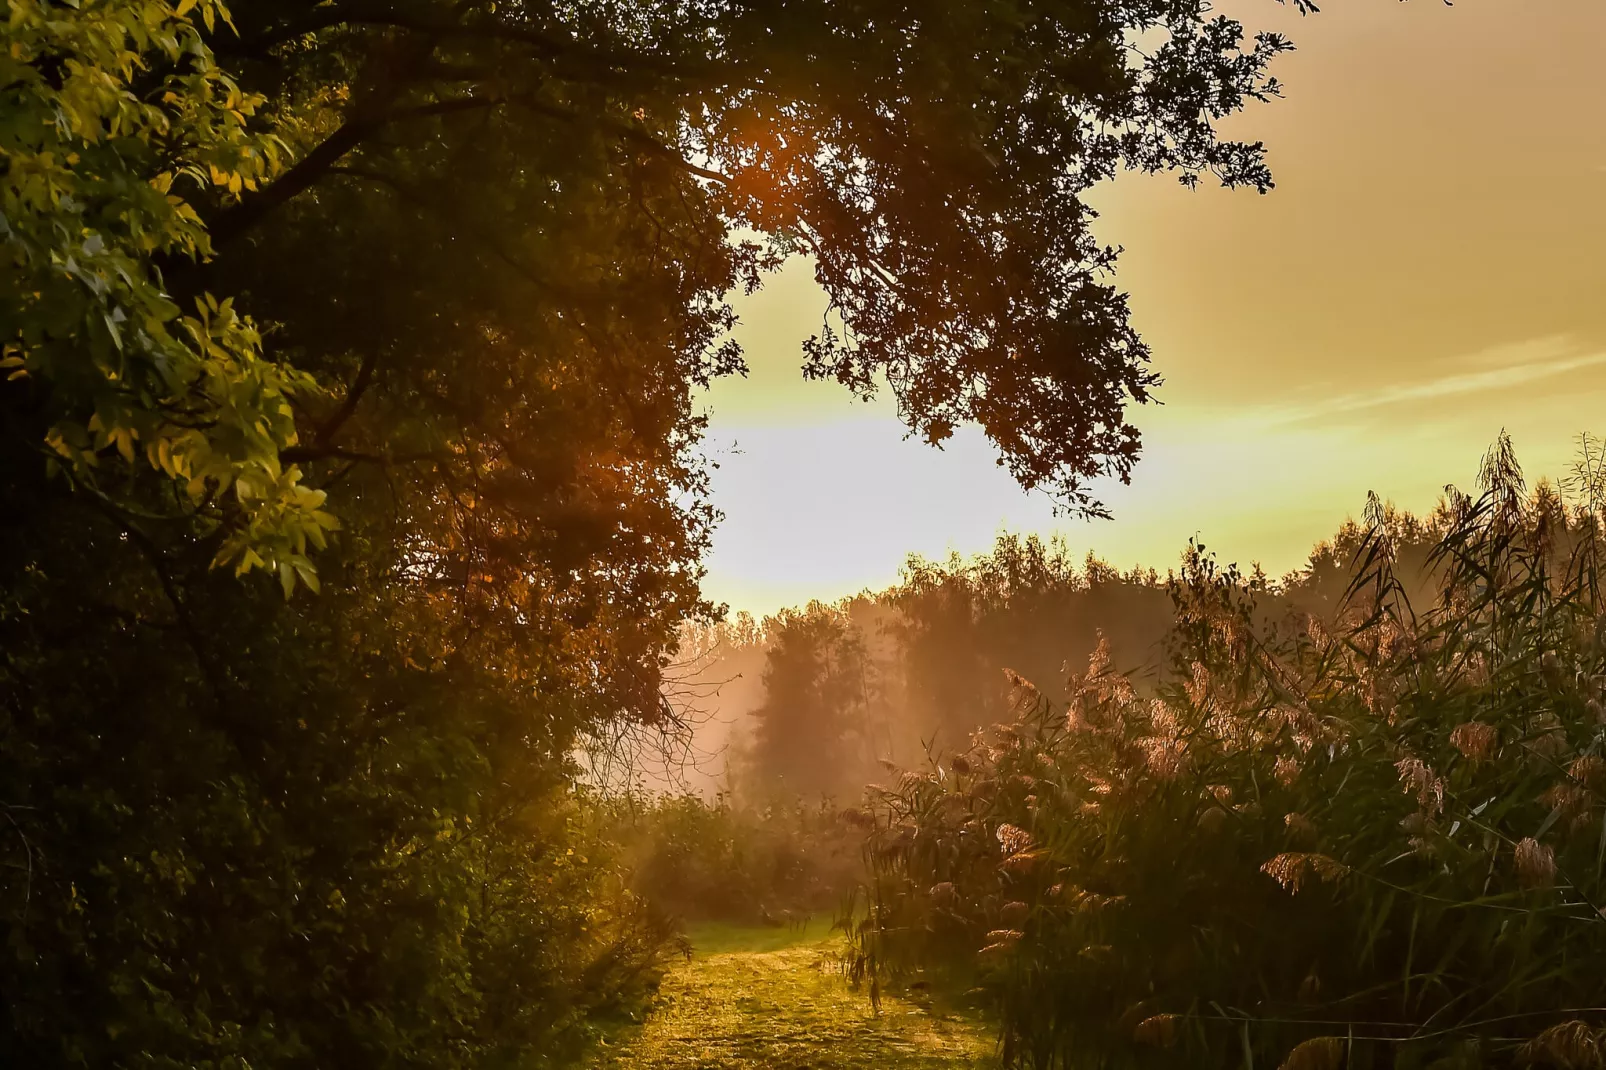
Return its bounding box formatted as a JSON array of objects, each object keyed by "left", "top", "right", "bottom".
[{"left": 590, "top": 923, "right": 1000, "bottom": 1070}]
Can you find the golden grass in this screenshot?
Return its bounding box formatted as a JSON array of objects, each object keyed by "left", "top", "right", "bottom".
[{"left": 589, "top": 923, "right": 999, "bottom": 1069}]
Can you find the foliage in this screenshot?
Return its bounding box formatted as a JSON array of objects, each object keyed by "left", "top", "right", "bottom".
[
  {"left": 852, "top": 436, "right": 1606, "bottom": 1069},
  {"left": 890, "top": 536, "right": 1173, "bottom": 749},
  {"left": 0, "top": 0, "right": 335, "bottom": 587},
  {"left": 622, "top": 794, "right": 865, "bottom": 924},
  {"left": 0, "top": 525, "right": 683, "bottom": 1065},
  {"left": 747, "top": 604, "right": 885, "bottom": 798},
  {"left": 203, "top": 0, "right": 1296, "bottom": 515}
]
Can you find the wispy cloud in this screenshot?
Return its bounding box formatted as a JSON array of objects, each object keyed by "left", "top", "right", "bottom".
[{"left": 1244, "top": 337, "right": 1606, "bottom": 429}]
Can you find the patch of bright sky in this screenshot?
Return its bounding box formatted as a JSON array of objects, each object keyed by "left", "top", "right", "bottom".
[{"left": 694, "top": 0, "right": 1606, "bottom": 617}]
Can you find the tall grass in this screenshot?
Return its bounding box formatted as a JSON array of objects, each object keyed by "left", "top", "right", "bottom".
[{"left": 849, "top": 435, "right": 1606, "bottom": 1069}]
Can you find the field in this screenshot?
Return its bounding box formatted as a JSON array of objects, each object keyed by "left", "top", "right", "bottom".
[{"left": 591, "top": 923, "right": 999, "bottom": 1070}]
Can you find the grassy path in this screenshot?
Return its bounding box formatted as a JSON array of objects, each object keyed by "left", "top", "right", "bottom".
[{"left": 590, "top": 923, "right": 1000, "bottom": 1070}]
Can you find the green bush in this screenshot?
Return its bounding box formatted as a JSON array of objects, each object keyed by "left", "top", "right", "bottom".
[{"left": 622, "top": 793, "right": 866, "bottom": 926}]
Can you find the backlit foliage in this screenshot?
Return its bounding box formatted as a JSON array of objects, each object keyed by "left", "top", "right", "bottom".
[{"left": 0, "top": 0, "right": 335, "bottom": 589}]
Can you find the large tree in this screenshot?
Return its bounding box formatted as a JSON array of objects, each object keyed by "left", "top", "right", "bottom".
[{"left": 1, "top": 0, "right": 1295, "bottom": 1064}]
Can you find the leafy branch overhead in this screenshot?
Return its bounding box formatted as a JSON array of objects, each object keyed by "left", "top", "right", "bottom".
[
  {"left": 217, "top": 0, "right": 1292, "bottom": 515},
  {"left": 1, "top": 0, "right": 338, "bottom": 593},
  {"left": 5, "top": 0, "right": 1297, "bottom": 600}
]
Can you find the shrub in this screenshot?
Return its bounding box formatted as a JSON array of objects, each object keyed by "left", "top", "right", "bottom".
[{"left": 622, "top": 793, "right": 866, "bottom": 925}]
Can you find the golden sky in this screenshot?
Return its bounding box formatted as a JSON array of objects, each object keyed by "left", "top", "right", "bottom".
[{"left": 698, "top": 0, "right": 1606, "bottom": 615}]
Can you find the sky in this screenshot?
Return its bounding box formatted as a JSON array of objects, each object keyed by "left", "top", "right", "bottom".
[{"left": 695, "top": 0, "right": 1606, "bottom": 616}]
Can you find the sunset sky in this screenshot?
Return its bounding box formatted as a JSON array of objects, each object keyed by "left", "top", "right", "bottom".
[{"left": 696, "top": 0, "right": 1606, "bottom": 616}]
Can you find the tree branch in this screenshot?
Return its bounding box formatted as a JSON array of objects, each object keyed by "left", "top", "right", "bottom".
[
  {"left": 280, "top": 444, "right": 445, "bottom": 466},
  {"left": 225, "top": 0, "right": 756, "bottom": 90},
  {"left": 314, "top": 351, "right": 380, "bottom": 447},
  {"left": 200, "top": 95, "right": 503, "bottom": 257},
  {"left": 512, "top": 98, "right": 731, "bottom": 184}
]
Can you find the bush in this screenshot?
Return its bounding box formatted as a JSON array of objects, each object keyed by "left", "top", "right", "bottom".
[
  {"left": 622, "top": 793, "right": 866, "bottom": 926},
  {"left": 853, "top": 437, "right": 1606, "bottom": 1069}
]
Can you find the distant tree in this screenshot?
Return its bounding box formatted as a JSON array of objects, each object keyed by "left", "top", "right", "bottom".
[
  {"left": 749, "top": 605, "right": 876, "bottom": 798},
  {"left": 892, "top": 535, "right": 1173, "bottom": 742}
]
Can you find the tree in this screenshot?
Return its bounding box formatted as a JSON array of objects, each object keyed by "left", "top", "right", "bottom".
[
  {"left": 0, "top": 0, "right": 1300, "bottom": 1064},
  {"left": 0, "top": 0, "right": 335, "bottom": 589},
  {"left": 749, "top": 604, "right": 875, "bottom": 798}
]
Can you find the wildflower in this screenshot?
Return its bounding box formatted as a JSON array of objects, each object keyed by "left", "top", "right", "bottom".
[
  {"left": 1185, "top": 662, "right": 1211, "bottom": 709},
  {"left": 999, "top": 851, "right": 1044, "bottom": 875},
  {"left": 1143, "top": 737, "right": 1188, "bottom": 781},
  {"left": 1134, "top": 1014, "right": 1181, "bottom": 1048},
  {"left": 1514, "top": 837, "right": 1557, "bottom": 890},
  {"left": 1004, "top": 668, "right": 1041, "bottom": 714},
  {"left": 1087, "top": 638, "right": 1112, "bottom": 678},
  {"left": 1450, "top": 722, "right": 1498, "bottom": 763},
  {"left": 1150, "top": 701, "right": 1181, "bottom": 738},
  {"left": 1529, "top": 713, "right": 1571, "bottom": 760},
  {"left": 1280, "top": 1037, "right": 1346, "bottom": 1070},
  {"left": 979, "top": 929, "right": 1023, "bottom": 954},
  {"left": 1066, "top": 889, "right": 1123, "bottom": 914}
]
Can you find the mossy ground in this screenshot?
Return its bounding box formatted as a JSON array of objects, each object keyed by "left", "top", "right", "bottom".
[{"left": 589, "top": 922, "right": 1000, "bottom": 1069}]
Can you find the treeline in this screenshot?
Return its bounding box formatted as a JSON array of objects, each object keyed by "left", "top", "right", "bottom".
[{"left": 708, "top": 501, "right": 1456, "bottom": 804}]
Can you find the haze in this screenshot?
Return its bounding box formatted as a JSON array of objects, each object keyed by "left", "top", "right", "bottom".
[{"left": 699, "top": 0, "right": 1606, "bottom": 615}]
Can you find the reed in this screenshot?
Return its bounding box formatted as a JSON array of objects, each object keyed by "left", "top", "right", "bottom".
[{"left": 850, "top": 434, "right": 1606, "bottom": 1069}]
